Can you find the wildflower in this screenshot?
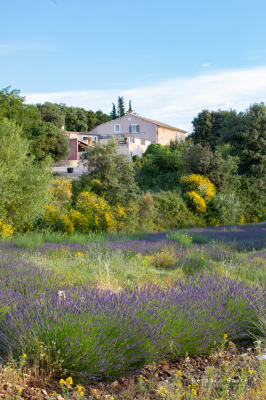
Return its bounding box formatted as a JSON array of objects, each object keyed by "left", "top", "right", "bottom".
[
  {"left": 59, "top": 379, "right": 66, "bottom": 385},
  {"left": 66, "top": 376, "right": 73, "bottom": 385},
  {"left": 22, "top": 353, "right": 27, "bottom": 358}
]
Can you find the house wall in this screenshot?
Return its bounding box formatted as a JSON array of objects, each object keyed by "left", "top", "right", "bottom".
[
  {"left": 119, "top": 138, "right": 152, "bottom": 158},
  {"left": 157, "top": 127, "right": 186, "bottom": 146},
  {"left": 98, "top": 137, "right": 151, "bottom": 158},
  {"left": 67, "top": 132, "right": 99, "bottom": 143},
  {"left": 89, "top": 114, "right": 158, "bottom": 143}
]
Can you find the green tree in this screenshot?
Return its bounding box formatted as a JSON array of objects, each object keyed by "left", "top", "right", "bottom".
[
  {"left": 0, "top": 120, "right": 53, "bottom": 230},
  {"left": 36, "top": 102, "right": 65, "bottom": 128},
  {"left": 23, "top": 121, "right": 70, "bottom": 162},
  {"left": 117, "top": 96, "right": 125, "bottom": 117},
  {"left": 95, "top": 110, "right": 110, "bottom": 125},
  {"left": 128, "top": 100, "right": 132, "bottom": 113},
  {"left": 136, "top": 145, "right": 181, "bottom": 190},
  {"left": 190, "top": 109, "right": 235, "bottom": 151},
  {"left": 76, "top": 108, "right": 88, "bottom": 132},
  {"left": 220, "top": 102, "right": 266, "bottom": 178},
  {"left": 87, "top": 110, "right": 98, "bottom": 131},
  {"left": 185, "top": 143, "right": 227, "bottom": 191},
  {"left": 84, "top": 139, "right": 138, "bottom": 206},
  {"left": 60, "top": 105, "right": 78, "bottom": 131},
  {"left": 110, "top": 103, "right": 118, "bottom": 120}
]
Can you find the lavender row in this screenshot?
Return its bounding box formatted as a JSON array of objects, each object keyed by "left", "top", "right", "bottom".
[{"left": 0, "top": 254, "right": 265, "bottom": 382}]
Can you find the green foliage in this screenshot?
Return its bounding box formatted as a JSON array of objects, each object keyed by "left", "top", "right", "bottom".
[
  {"left": 23, "top": 120, "right": 70, "bottom": 162},
  {"left": 0, "top": 120, "right": 53, "bottom": 230},
  {"left": 117, "top": 96, "right": 125, "bottom": 117},
  {"left": 95, "top": 110, "right": 110, "bottom": 125},
  {"left": 143, "top": 143, "right": 165, "bottom": 157},
  {"left": 136, "top": 145, "right": 181, "bottom": 191},
  {"left": 36, "top": 102, "right": 65, "bottom": 128},
  {"left": 84, "top": 139, "right": 139, "bottom": 206},
  {"left": 110, "top": 103, "right": 118, "bottom": 120},
  {"left": 190, "top": 109, "right": 235, "bottom": 150},
  {"left": 207, "top": 192, "right": 241, "bottom": 225},
  {"left": 152, "top": 191, "right": 202, "bottom": 229},
  {"left": 221, "top": 103, "right": 266, "bottom": 179},
  {"left": 185, "top": 143, "right": 227, "bottom": 191},
  {"left": 168, "top": 231, "right": 193, "bottom": 247}
]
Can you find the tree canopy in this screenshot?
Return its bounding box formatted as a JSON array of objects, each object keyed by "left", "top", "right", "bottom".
[
  {"left": 84, "top": 139, "right": 138, "bottom": 206},
  {"left": 0, "top": 120, "right": 53, "bottom": 230}
]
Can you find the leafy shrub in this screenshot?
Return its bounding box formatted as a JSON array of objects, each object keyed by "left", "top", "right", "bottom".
[
  {"left": 152, "top": 191, "right": 199, "bottom": 230},
  {"left": 168, "top": 232, "right": 193, "bottom": 247},
  {"left": 207, "top": 192, "right": 241, "bottom": 225}
]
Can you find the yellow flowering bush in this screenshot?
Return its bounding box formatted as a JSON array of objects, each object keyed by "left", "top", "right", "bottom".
[
  {"left": 180, "top": 174, "right": 215, "bottom": 214},
  {"left": 239, "top": 215, "right": 246, "bottom": 225},
  {"left": 52, "top": 178, "right": 72, "bottom": 205},
  {"left": 180, "top": 174, "right": 216, "bottom": 202},
  {"left": 44, "top": 205, "right": 75, "bottom": 234},
  {"left": 76, "top": 192, "right": 117, "bottom": 232},
  {"left": 187, "top": 191, "right": 207, "bottom": 213},
  {"left": 0, "top": 219, "right": 14, "bottom": 239}
]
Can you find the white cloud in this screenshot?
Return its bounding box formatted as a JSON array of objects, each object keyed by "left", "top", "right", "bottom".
[
  {"left": 24, "top": 66, "right": 266, "bottom": 134},
  {"left": 0, "top": 41, "right": 54, "bottom": 55},
  {"left": 202, "top": 63, "right": 210, "bottom": 67}
]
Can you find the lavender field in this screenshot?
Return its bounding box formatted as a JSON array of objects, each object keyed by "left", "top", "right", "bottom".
[{"left": 0, "top": 222, "right": 266, "bottom": 383}]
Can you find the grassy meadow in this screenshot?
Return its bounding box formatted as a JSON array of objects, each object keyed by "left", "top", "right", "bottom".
[{"left": 0, "top": 222, "right": 266, "bottom": 399}]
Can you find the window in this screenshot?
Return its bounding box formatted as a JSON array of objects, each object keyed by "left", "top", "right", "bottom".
[
  {"left": 129, "top": 124, "right": 139, "bottom": 133},
  {"left": 114, "top": 124, "right": 120, "bottom": 133},
  {"left": 83, "top": 136, "right": 88, "bottom": 141}
]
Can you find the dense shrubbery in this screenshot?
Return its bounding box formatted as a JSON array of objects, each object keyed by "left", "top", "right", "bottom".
[{"left": 1, "top": 88, "right": 266, "bottom": 236}]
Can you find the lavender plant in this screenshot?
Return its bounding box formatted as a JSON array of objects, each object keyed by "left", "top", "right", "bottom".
[{"left": 0, "top": 257, "right": 265, "bottom": 383}]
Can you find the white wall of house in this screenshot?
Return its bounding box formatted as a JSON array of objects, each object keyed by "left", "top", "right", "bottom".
[
  {"left": 67, "top": 132, "right": 99, "bottom": 143},
  {"left": 98, "top": 136, "right": 151, "bottom": 158}
]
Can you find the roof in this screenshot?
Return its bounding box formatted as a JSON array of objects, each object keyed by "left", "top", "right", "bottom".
[{"left": 134, "top": 115, "right": 187, "bottom": 133}]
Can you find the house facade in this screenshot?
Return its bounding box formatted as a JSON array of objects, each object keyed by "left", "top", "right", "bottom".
[
  {"left": 56, "top": 138, "right": 88, "bottom": 167},
  {"left": 88, "top": 112, "right": 187, "bottom": 146}
]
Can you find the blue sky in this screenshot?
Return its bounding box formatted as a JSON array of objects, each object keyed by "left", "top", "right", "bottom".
[{"left": 1, "top": 0, "right": 266, "bottom": 132}]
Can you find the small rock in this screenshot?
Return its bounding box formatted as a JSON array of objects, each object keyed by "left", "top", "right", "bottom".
[
  {"left": 154, "top": 373, "right": 159, "bottom": 378},
  {"left": 228, "top": 341, "right": 237, "bottom": 353},
  {"left": 110, "top": 381, "right": 119, "bottom": 389},
  {"left": 57, "top": 395, "right": 64, "bottom": 400},
  {"left": 42, "top": 389, "right": 48, "bottom": 396},
  {"left": 162, "top": 364, "right": 169, "bottom": 372},
  {"left": 44, "top": 396, "right": 52, "bottom": 400}
]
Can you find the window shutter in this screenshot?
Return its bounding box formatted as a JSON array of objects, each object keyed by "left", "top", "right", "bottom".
[
  {"left": 136, "top": 125, "right": 139, "bottom": 133},
  {"left": 129, "top": 125, "right": 132, "bottom": 133}
]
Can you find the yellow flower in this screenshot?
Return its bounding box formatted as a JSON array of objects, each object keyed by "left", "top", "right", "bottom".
[
  {"left": 22, "top": 353, "right": 27, "bottom": 358},
  {"left": 65, "top": 376, "right": 73, "bottom": 385},
  {"left": 59, "top": 379, "right": 65, "bottom": 385}
]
